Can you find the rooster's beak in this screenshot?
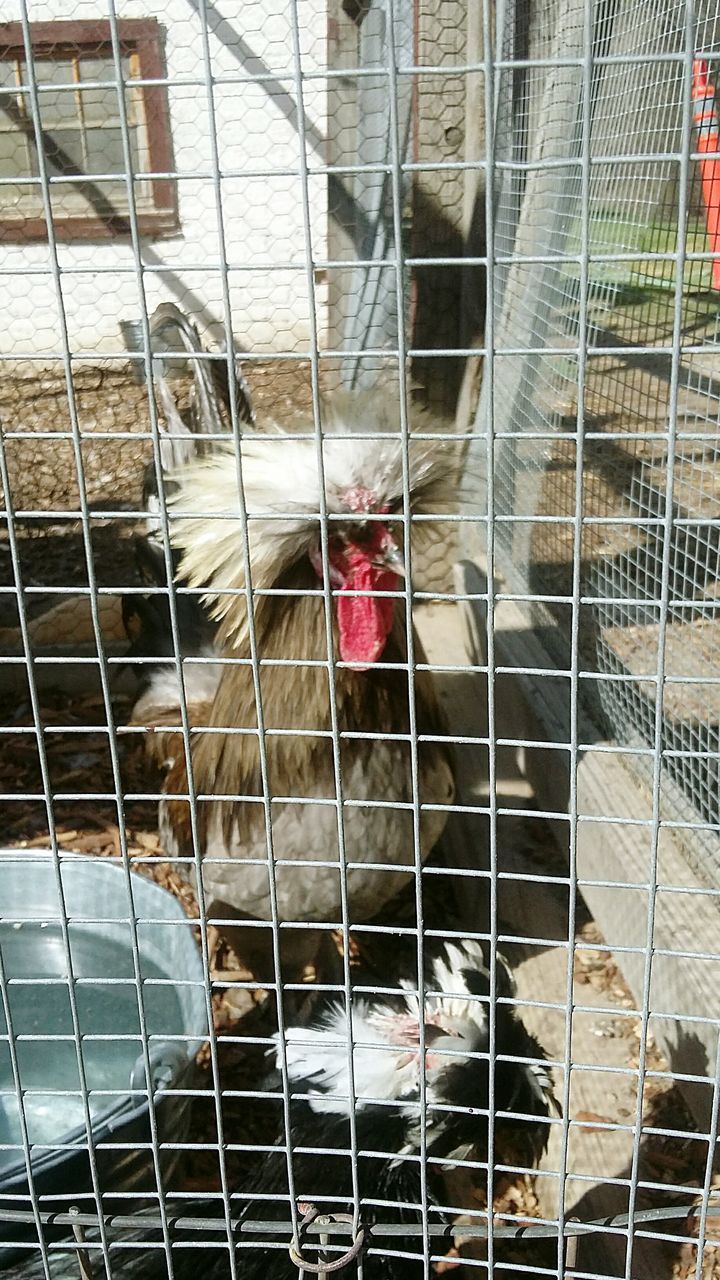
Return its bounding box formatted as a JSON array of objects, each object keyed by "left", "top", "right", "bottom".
[{"left": 379, "top": 538, "right": 405, "bottom": 577}]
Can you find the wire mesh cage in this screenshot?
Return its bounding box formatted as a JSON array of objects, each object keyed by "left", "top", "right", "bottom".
[
  {"left": 480, "top": 0, "right": 720, "bottom": 867},
  {"left": 2, "top": 0, "right": 720, "bottom": 1278}
]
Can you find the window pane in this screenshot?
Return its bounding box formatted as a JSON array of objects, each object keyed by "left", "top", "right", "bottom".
[
  {"left": 79, "top": 56, "right": 129, "bottom": 124},
  {"left": 79, "top": 55, "right": 130, "bottom": 84},
  {"left": 85, "top": 126, "right": 124, "bottom": 174},
  {"left": 0, "top": 127, "right": 33, "bottom": 215},
  {"left": 41, "top": 88, "right": 81, "bottom": 126},
  {"left": 79, "top": 84, "right": 118, "bottom": 124},
  {"left": 0, "top": 37, "right": 166, "bottom": 226},
  {"left": 0, "top": 128, "right": 31, "bottom": 178},
  {"left": 0, "top": 61, "right": 23, "bottom": 130},
  {"left": 34, "top": 60, "right": 78, "bottom": 126},
  {"left": 33, "top": 128, "right": 86, "bottom": 176},
  {"left": 33, "top": 58, "right": 74, "bottom": 89}
]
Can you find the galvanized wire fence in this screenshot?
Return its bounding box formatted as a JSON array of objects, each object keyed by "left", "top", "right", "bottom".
[
  {"left": 478, "top": 0, "right": 720, "bottom": 866},
  {"left": 1, "top": 0, "right": 720, "bottom": 1279}
]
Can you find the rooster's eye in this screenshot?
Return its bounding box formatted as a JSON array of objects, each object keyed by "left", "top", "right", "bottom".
[{"left": 347, "top": 523, "right": 373, "bottom": 547}]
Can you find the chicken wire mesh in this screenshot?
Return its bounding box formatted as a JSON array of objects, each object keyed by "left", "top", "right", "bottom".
[
  {"left": 480, "top": 0, "right": 720, "bottom": 872},
  {"left": 0, "top": 0, "right": 720, "bottom": 1279}
]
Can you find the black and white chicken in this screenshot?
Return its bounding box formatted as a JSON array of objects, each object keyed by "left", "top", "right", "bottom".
[{"left": 0, "top": 939, "right": 558, "bottom": 1280}]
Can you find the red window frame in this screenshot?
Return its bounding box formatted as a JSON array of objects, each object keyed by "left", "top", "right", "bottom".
[{"left": 0, "top": 18, "right": 178, "bottom": 242}]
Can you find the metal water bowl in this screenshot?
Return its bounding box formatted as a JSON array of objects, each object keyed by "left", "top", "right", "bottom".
[{"left": 0, "top": 852, "right": 207, "bottom": 1215}]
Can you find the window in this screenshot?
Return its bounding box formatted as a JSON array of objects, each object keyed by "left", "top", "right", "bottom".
[{"left": 0, "top": 19, "right": 177, "bottom": 240}]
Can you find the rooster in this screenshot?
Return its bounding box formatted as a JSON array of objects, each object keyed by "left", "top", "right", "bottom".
[
  {"left": 0, "top": 940, "right": 558, "bottom": 1280},
  {"left": 126, "top": 358, "right": 457, "bottom": 981}
]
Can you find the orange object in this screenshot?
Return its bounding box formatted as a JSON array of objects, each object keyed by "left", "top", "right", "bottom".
[{"left": 692, "top": 58, "right": 720, "bottom": 290}]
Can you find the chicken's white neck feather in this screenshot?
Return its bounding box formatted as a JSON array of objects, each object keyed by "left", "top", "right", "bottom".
[
  {"left": 275, "top": 943, "right": 493, "bottom": 1117},
  {"left": 280, "top": 1002, "right": 421, "bottom": 1114}
]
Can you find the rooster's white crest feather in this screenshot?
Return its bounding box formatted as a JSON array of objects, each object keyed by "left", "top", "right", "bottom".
[{"left": 165, "top": 394, "right": 454, "bottom": 643}]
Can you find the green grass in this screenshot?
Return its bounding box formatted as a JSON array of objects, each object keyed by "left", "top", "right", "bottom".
[{"left": 565, "top": 211, "right": 715, "bottom": 293}]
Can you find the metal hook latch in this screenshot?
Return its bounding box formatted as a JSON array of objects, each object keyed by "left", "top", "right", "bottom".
[
  {"left": 289, "top": 1203, "right": 366, "bottom": 1275},
  {"left": 69, "top": 1206, "right": 94, "bottom": 1280}
]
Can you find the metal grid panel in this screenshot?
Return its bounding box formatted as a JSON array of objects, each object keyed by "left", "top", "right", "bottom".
[
  {"left": 484, "top": 0, "right": 720, "bottom": 874},
  {"left": 0, "top": 2, "right": 719, "bottom": 1280}
]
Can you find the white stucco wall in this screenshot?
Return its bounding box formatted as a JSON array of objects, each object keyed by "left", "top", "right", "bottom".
[{"left": 0, "top": 0, "right": 328, "bottom": 356}]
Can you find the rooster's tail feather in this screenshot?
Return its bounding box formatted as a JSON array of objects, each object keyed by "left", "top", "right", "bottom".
[{"left": 124, "top": 304, "right": 254, "bottom": 667}]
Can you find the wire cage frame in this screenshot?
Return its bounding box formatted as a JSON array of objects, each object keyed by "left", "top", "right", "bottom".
[{"left": 0, "top": 2, "right": 720, "bottom": 1280}]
